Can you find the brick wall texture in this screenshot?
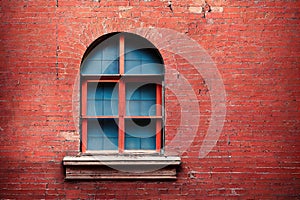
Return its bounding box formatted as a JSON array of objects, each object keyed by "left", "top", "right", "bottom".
[{"left": 1, "top": 0, "right": 299, "bottom": 199}]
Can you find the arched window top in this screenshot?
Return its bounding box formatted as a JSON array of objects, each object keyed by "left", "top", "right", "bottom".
[
  {"left": 81, "top": 32, "right": 164, "bottom": 75},
  {"left": 80, "top": 32, "right": 165, "bottom": 153}
]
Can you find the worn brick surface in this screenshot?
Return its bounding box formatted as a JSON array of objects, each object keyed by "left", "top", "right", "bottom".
[{"left": 1, "top": 0, "right": 299, "bottom": 199}]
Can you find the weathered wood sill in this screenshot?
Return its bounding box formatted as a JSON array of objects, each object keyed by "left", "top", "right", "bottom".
[{"left": 63, "top": 155, "right": 181, "bottom": 180}]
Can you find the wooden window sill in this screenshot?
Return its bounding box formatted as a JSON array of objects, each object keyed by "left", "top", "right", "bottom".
[{"left": 63, "top": 155, "right": 181, "bottom": 180}]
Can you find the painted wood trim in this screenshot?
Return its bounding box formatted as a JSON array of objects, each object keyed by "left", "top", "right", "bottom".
[
  {"left": 81, "top": 80, "right": 88, "bottom": 152},
  {"left": 82, "top": 116, "right": 118, "bottom": 119},
  {"left": 86, "top": 79, "right": 119, "bottom": 83},
  {"left": 65, "top": 167, "right": 177, "bottom": 180},
  {"left": 119, "top": 34, "right": 125, "bottom": 75},
  {"left": 156, "top": 84, "right": 162, "bottom": 152},
  {"left": 118, "top": 79, "right": 125, "bottom": 153}
]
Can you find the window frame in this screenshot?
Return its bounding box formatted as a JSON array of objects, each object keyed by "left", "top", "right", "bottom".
[{"left": 80, "top": 34, "right": 164, "bottom": 154}]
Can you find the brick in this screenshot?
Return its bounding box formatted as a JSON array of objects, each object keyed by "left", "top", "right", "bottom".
[
  {"left": 189, "top": 6, "right": 203, "bottom": 14},
  {"left": 0, "top": 0, "right": 300, "bottom": 199}
]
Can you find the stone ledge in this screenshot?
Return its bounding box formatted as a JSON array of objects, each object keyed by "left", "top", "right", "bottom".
[{"left": 63, "top": 155, "right": 181, "bottom": 180}]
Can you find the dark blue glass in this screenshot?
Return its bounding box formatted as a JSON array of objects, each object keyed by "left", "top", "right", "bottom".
[
  {"left": 124, "top": 36, "right": 163, "bottom": 74},
  {"left": 81, "top": 36, "right": 119, "bottom": 75},
  {"left": 126, "top": 83, "right": 156, "bottom": 116},
  {"left": 125, "top": 119, "right": 156, "bottom": 150},
  {"left": 87, "top": 82, "right": 118, "bottom": 116},
  {"left": 87, "top": 119, "right": 118, "bottom": 150}
]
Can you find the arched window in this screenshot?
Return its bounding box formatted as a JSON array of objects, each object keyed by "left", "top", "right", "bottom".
[{"left": 81, "top": 32, "right": 164, "bottom": 153}]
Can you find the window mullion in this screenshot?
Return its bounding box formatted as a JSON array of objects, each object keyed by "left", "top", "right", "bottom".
[
  {"left": 118, "top": 34, "right": 125, "bottom": 153},
  {"left": 156, "top": 84, "right": 162, "bottom": 152},
  {"left": 120, "top": 34, "right": 125, "bottom": 75},
  {"left": 118, "top": 80, "right": 125, "bottom": 153},
  {"left": 82, "top": 80, "right": 88, "bottom": 152}
]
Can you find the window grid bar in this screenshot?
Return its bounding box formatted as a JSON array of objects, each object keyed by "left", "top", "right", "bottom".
[
  {"left": 86, "top": 79, "right": 119, "bottom": 83},
  {"left": 82, "top": 75, "right": 163, "bottom": 82},
  {"left": 82, "top": 116, "right": 118, "bottom": 119},
  {"left": 124, "top": 116, "right": 162, "bottom": 119}
]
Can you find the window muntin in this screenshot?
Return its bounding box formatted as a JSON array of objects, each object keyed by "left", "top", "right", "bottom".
[{"left": 81, "top": 33, "right": 164, "bottom": 153}]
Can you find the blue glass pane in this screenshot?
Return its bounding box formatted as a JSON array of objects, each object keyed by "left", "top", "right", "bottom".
[
  {"left": 100, "top": 119, "right": 118, "bottom": 150},
  {"left": 103, "top": 100, "right": 113, "bottom": 115},
  {"left": 125, "top": 50, "right": 143, "bottom": 60},
  {"left": 82, "top": 59, "right": 119, "bottom": 74},
  {"left": 85, "top": 45, "right": 103, "bottom": 60},
  {"left": 81, "top": 36, "right": 119, "bottom": 75},
  {"left": 95, "top": 88, "right": 104, "bottom": 100},
  {"left": 95, "top": 100, "right": 104, "bottom": 115},
  {"left": 141, "top": 84, "right": 156, "bottom": 100},
  {"left": 126, "top": 83, "right": 141, "bottom": 100},
  {"left": 88, "top": 136, "right": 102, "bottom": 150},
  {"left": 87, "top": 119, "right": 102, "bottom": 150},
  {"left": 103, "top": 100, "right": 119, "bottom": 116},
  {"left": 103, "top": 83, "right": 116, "bottom": 99},
  {"left": 141, "top": 49, "right": 160, "bottom": 61},
  {"left": 141, "top": 62, "right": 163, "bottom": 74},
  {"left": 87, "top": 82, "right": 118, "bottom": 116},
  {"left": 125, "top": 136, "right": 140, "bottom": 150},
  {"left": 126, "top": 83, "right": 156, "bottom": 116},
  {"left": 103, "top": 137, "right": 118, "bottom": 150},
  {"left": 81, "top": 60, "right": 102, "bottom": 75},
  {"left": 87, "top": 119, "right": 100, "bottom": 136},
  {"left": 127, "top": 100, "right": 140, "bottom": 116},
  {"left": 124, "top": 60, "right": 141, "bottom": 74},
  {"left": 141, "top": 136, "right": 156, "bottom": 150},
  {"left": 102, "top": 119, "right": 119, "bottom": 137},
  {"left": 87, "top": 100, "right": 94, "bottom": 116},
  {"left": 102, "top": 60, "right": 119, "bottom": 74},
  {"left": 87, "top": 100, "right": 104, "bottom": 116},
  {"left": 124, "top": 41, "right": 163, "bottom": 75},
  {"left": 104, "top": 100, "right": 118, "bottom": 116},
  {"left": 125, "top": 119, "right": 156, "bottom": 150},
  {"left": 141, "top": 101, "right": 156, "bottom": 116},
  {"left": 102, "top": 41, "right": 119, "bottom": 60},
  {"left": 87, "top": 83, "right": 97, "bottom": 99},
  {"left": 87, "top": 119, "right": 118, "bottom": 150}
]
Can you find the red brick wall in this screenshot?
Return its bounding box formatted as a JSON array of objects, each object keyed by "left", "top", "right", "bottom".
[{"left": 1, "top": 0, "right": 299, "bottom": 198}]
